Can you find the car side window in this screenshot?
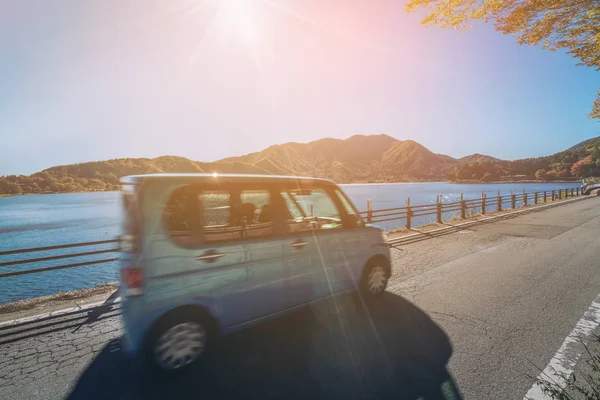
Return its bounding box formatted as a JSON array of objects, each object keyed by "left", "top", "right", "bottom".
[
  {"left": 200, "top": 189, "right": 274, "bottom": 243},
  {"left": 163, "top": 184, "right": 277, "bottom": 246},
  {"left": 163, "top": 184, "right": 200, "bottom": 246},
  {"left": 281, "top": 187, "right": 344, "bottom": 233}
]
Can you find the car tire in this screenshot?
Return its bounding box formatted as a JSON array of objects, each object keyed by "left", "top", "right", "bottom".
[
  {"left": 359, "top": 259, "right": 390, "bottom": 298},
  {"left": 145, "top": 311, "right": 213, "bottom": 376}
]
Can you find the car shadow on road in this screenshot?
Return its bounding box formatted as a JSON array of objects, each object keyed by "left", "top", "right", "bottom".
[{"left": 67, "top": 292, "right": 462, "bottom": 400}]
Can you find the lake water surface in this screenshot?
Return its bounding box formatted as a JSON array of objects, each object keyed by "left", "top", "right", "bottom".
[{"left": 0, "top": 182, "right": 580, "bottom": 303}]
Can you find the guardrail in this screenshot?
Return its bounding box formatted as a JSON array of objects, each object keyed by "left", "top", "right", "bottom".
[
  {"left": 359, "top": 187, "right": 582, "bottom": 229},
  {"left": 0, "top": 239, "right": 119, "bottom": 279},
  {"left": 0, "top": 187, "right": 583, "bottom": 279}
]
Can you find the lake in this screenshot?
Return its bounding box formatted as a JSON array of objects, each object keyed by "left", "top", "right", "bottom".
[{"left": 0, "top": 182, "right": 580, "bottom": 304}]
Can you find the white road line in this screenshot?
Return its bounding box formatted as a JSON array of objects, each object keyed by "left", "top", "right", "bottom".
[
  {"left": 0, "top": 297, "right": 121, "bottom": 328},
  {"left": 524, "top": 292, "right": 600, "bottom": 399}
]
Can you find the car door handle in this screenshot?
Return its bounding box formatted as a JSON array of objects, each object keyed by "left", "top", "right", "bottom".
[
  {"left": 290, "top": 240, "right": 309, "bottom": 249},
  {"left": 196, "top": 251, "right": 224, "bottom": 262}
]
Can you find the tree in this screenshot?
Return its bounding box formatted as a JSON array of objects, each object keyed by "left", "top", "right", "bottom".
[
  {"left": 591, "top": 145, "right": 600, "bottom": 164},
  {"left": 406, "top": 0, "right": 600, "bottom": 119},
  {"left": 545, "top": 170, "right": 559, "bottom": 181},
  {"left": 591, "top": 90, "right": 600, "bottom": 120},
  {"left": 571, "top": 155, "right": 594, "bottom": 177},
  {"left": 0, "top": 179, "right": 22, "bottom": 194},
  {"left": 88, "top": 178, "right": 106, "bottom": 190},
  {"left": 535, "top": 169, "right": 546, "bottom": 180},
  {"left": 550, "top": 162, "right": 570, "bottom": 172}
]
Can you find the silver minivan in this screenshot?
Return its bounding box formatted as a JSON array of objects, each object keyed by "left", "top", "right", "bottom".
[{"left": 119, "top": 174, "right": 391, "bottom": 374}]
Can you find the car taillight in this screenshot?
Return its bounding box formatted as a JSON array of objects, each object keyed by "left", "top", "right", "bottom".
[{"left": 121, "top": 267, "right": 144, "bottom": 296}]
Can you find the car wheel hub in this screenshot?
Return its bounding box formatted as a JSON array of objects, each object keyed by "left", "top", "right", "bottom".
[
  {"left": 367, "top": 266, "right": 387, "bottom": 294},
  {"left": 154, "top": 322, "right": 206, "bottom": 370}
]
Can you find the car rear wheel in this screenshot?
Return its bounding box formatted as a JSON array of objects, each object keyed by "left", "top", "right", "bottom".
[
  {"left": 360, "top": 260, "right": 390, "bottom": 297},
  {"left": 146, "top": 314, "right": 211, "bottom": 375}
]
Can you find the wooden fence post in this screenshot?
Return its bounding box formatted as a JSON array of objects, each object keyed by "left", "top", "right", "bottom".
[
  {"left": 481, "top": 192, "right": 486, "bottom": 215},
  {"left": 552, "top": 190, "right": 555, "bottom": 201},
  {"left": 511, "top": 192, "right": 516, "bottom": 209},
  {"left": 366, "top": 199, "right": 373, "bottom": 223},
  {"left": 497, "top": 190, "right": 502, "bottom": 212},
  {"left": 436, "top": 195, "right": 442, "bottom": 224},
  {"left": 534, "top": 192, "right": 538, "bottom": 205},
  {"left": 571, "top": 188, "right": 574, "bottom": 197},
  {"left": 461, "top": 193, "right": 466, "bottom": 219},
  {"left": 523, "top": 188, "right": 527, "bottom": 206},
  {"left": 577, "top": 187, "right": 580, "bottom": 196},
  {"left": 406, "top": 197, "right": 412, "bottom": 230}
]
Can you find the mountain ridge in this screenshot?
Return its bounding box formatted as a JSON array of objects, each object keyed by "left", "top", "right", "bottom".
[{"left": 0, "top": 134, "right": 597, "bottom": 194}]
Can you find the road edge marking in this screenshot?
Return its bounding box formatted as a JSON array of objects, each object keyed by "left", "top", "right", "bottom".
[{"left": 524, "top": 292, "right": 600, "bottom": 399}]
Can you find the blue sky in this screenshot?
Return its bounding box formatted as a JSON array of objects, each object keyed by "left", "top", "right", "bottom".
[{"left": 1, "top": 0, "right": 598, "bottom": 176}]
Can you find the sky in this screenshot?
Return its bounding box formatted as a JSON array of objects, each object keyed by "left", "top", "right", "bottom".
[{"left": 0, "top": 0, "right": 599, "bottom": 176}]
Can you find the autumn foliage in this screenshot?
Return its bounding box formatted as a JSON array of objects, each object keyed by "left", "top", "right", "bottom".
[{"left": 571, "top": 155, "right": 594, "bottom": 177}]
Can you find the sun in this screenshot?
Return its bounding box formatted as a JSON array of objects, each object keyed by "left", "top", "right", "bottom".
[
  {"left": 186, "top": 0, "right": 269, "bottom": 69},
  {"left": 214, "top": 0, "right": 264, "bottom": 50}
]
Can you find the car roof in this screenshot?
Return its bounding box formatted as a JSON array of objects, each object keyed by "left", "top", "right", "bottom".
[{"left": 120, "top": 173, "right": 334, "bottom": 185}]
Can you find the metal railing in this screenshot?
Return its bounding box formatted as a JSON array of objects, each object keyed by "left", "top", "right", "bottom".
[
  {"left": 360, "top": 187, "right": 582, "bottom": 229},
  {"left": 0, "top": 239, "right": 119, "bottom": 279},
  {"left": 0, "top": 187, "right": 583, "bottom": 280}
]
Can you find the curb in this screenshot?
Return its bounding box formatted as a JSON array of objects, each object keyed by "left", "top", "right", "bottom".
[{"left": 0, "top": 295, "right": 121, "bottom": 329}]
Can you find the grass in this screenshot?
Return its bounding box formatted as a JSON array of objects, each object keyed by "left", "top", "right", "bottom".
[
  {"left": 0, "top": 282, "right": 118, "bottom": 314},
  {"left": 533, "top": 335, "right": 600, "bottom": 399}
]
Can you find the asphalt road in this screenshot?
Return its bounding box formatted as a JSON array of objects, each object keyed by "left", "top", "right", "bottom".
[{"left": 1, "top": 197, "right": 600, "bottom": 400}]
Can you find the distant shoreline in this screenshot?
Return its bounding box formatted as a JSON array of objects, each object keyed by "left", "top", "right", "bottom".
[
  {"left": 449, "top": 179, "right": 580, "bottom": 185},
  {"left": 0, "top": 179, "right": 583, "bottom": 197}
]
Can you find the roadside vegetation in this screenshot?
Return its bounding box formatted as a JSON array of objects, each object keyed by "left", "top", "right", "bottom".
[
  {"left": 535, "top": 335, "right": 600, "bottom": 400},
  {"left": 450, "top": 138, "right": 600, "bottom": 183}
]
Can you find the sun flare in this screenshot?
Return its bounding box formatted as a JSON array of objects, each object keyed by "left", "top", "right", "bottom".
[{"left": 213, "top": 0, "right": 264, "bottom": 50}]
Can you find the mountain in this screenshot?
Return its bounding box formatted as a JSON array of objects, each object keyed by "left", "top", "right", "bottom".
[
  {"left": 220, "top": 134, "right": 401, "bottom": 182},
  {"left": 458, "top": 154, "right": 503, "bottom": 164},
  {"left": 220, "top": 135, "right": 460, "bottom": 182},
  {"left": 1, "top": 135, "right": 598, "bottom": 195},
  {"left": 379, "top": 140, "right": 458, "bottom": 180},
  {"left": 565, "top": 136, "right": 600, "bottom": 153}
]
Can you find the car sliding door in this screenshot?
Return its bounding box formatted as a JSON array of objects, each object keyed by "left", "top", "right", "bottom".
[
  {"left": 279, "top": 183, "right": 353, "bottom": 306},
  {"left": 197, "top": 181, "right": 291, "bottom": 329}
]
